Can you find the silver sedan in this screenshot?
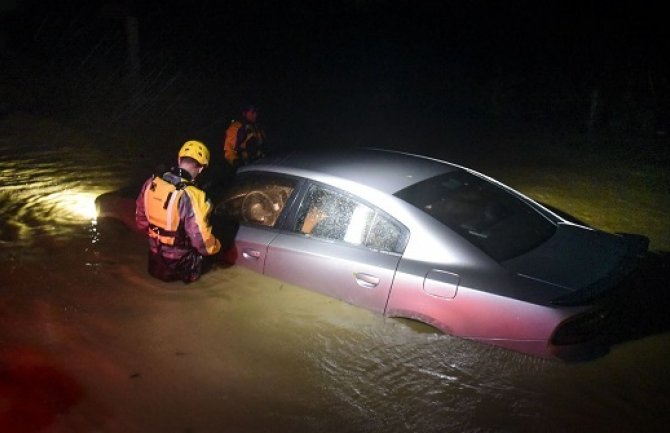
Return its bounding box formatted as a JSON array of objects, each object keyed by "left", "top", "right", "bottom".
[{"left": 216, "top": 148, "right": 648, "bottom": 360}]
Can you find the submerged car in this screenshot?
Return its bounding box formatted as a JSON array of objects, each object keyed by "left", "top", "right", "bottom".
[{"left": 215, "top": 148, "right": 648, "bottom": 360}]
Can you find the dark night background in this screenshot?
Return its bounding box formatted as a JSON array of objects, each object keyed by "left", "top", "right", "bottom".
[{"left": 1, "top": 0, "right": 669, "bottom": 160}]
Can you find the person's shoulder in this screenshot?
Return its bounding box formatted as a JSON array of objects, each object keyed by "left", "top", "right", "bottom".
[
  {"left": 182, "top": 184, "right": 207, "bottom": 201},
  {"left": 225, "top": 120, "right": 242, "bottom": 135},
  {"left": 140, "top": 175, "right": 156, "bottom": 188}
]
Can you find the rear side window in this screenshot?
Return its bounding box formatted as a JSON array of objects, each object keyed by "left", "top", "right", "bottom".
[
  {"left": 293, "top": 183, "right": 406, "bottom": 254},
  {"left": 395, "top": 171, "right": 556, "bottom": 261},
  {"left": 217, "top": 174, "right": 296, "bottom": 228}
]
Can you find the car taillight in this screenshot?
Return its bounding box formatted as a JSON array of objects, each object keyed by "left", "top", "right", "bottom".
[{"left": 551, "top": 308, "right": 607, "bottom": 346}]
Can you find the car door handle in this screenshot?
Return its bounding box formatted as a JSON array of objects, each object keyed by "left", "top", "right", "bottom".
[
  {"left": 242, "top": 249, "right": 261, "bottom": 260},
  {"left": 354, "top": 272, "right": 379, "bottom": 288}
]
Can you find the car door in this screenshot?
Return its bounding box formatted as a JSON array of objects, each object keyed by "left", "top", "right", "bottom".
[
  {"left": 264, "top": 183, "right": 408, "bottom": 314},
  {"left": 215, "top": 173, "right": 299, "bottom": 274}
]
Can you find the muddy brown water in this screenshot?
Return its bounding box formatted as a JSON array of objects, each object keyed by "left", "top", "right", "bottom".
[{"left": 1, "top": 128, "right": 670, "bottom": 433}]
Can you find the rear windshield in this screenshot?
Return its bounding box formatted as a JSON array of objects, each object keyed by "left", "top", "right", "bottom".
[{"left": 394, "top": 171, "right": 556, "bottom": 261}]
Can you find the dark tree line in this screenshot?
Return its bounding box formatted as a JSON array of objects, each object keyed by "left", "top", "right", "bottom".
[{"left": 1, "top": 1, "right": 668, "bottom": 148}]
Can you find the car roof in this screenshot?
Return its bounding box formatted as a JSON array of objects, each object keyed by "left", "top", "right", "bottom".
[{"left": 242, "top": 148, "right": 458, "bottom": 194}]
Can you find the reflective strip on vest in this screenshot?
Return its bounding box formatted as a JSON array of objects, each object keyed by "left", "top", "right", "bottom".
[{"left": 144, "top": 177, "right": 184, "bottom": 245}]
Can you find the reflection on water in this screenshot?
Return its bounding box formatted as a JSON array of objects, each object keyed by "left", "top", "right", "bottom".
[
  {"left": 43, "top": 191, "right": 100, "bottom": 220},
  {"left": 0, "top": 136, "right": 129, "bottom": 245},
  {"left": 1, "top": 129, "right": 670, "bottom": 432}
]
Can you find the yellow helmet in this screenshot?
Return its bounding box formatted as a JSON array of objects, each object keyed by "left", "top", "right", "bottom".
[{"left": 178, "top": 140, "right": 210, "bottom": 166}]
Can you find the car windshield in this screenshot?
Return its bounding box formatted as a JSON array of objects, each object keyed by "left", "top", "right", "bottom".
[{"left": 394, "top": 171, "right": 556, "bottom": 261}]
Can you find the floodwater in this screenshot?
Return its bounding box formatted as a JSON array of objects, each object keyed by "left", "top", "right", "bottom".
[{"left": 1, "top": 122, "right": 670, "bottom": 433}]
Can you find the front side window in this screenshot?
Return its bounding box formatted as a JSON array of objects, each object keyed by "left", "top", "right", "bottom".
[
  {"left": 394, "top": 171, "right": 556, "bottom": 261},
  {"left": 217, "top": 174, "right": 296, "bottom": 228},
  {"left": 293, "top": 184, "right": 406, "bottom": 254}
]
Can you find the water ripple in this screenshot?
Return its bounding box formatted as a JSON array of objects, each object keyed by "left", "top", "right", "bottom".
[{"left": 0, "top": 138, "right": 133, "bottom": 244}]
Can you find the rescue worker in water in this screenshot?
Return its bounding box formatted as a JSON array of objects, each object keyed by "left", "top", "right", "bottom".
[
  {"left": 135, "top": 140, "right": 221, "bottom": 283},
  {"left": 223, "top": 103, "right": 266, "bottom": 168}
]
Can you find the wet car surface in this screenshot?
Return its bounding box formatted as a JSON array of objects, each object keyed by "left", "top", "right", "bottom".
[{"left": 215, "top": 148, "right": 649, "bottom": 359}]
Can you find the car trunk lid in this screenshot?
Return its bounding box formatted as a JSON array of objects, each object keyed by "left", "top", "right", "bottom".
[{"left": 502, "top": 223, "right": 648, "bottom": 304}]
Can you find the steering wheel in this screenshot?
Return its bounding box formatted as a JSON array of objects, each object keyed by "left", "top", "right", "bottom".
[{"left": 241, "top": 191, "right": 275, "bottom": 224}]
